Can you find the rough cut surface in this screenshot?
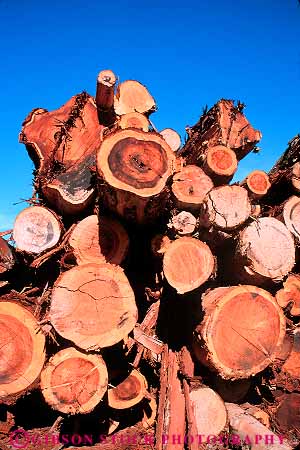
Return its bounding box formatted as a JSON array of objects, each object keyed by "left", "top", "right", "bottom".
[
  {"left": 114, "top": 80, "right": 156, "bottom": 115},
  {"left": 108, "top": 369, "right": 147, "bottom": 409}
]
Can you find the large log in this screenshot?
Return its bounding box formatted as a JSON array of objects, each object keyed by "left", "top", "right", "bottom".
[
  {"left": 114, "top": 80, "right": 156, "bottom": 116},
  {"left": 49, "top": 263, "right": 137, "bottom": 350},
  {"left": 180, "top": 99, "right": 261, "bottom": 163},
  {"left": 97, "top": 128, "right": 175, "bottom": 223},
  {"left": 19, "top": 92, "right": 103, "bottom": 215},
  {"left": 0, "top": 302, "right": 45, "bottom": 402},
  {"left": 194, "top": 285, "right": 286, "bottom": 379},
  {"left": 40, "top": 347, "right": 108, "bottom": 414}
]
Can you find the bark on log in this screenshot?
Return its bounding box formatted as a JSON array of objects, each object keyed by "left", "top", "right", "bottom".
[
  {"left": 194, "top": 285, "right": 286, "bottom": 379},
  {"left": 199, "top": 185, "right": 251, "bottom": 231},
  {"left": 13, "top": 206, "right": 63, "bottom": 254},
  {"left": 241, "top": 170, "right": 271, "bottom": 198},
  {"left": 233, "top": 217, "right": 295, "bottom": 286},
  {"left": 275, "top": 393, "right": 300, "bottom": 441},
  {"left": 40, "top": 347, "right": 108, "bottom": 414},
  {"left": 162, "top": 237, "right": 215, "bottom": 294},
  {"left": 19, "top": 92, "right": 103, "bottom": 215},
  {"left": 108, "top": 369, "right": 147, "bottom": 410},
  {"left": 49, "top": 263, "right": 137, "bottom": 350},
  {"left": 96, "top": 70, "right": 117, "bottom": 127},
  {"left": 114, "top": 80, "right": 156, "bottom": 116},
  {"left": 276, "top": 274, "right": 300, "bottom": 317},
  {"left": 202, "top": 145, "right": 237, "bottom": 185},
  {"left": 275, "top": 328, "right": 300, "bottom": 392},
  {"left": 97, "top": 129, "right": 175, "bottom": 223},
  {"left": 280, "top": 195, "right": 300, "bottom": 242},
  {"left": 0, "top": 302, "right": 45, "bottom": 402},
  {"left": 171, "top": 165, "right": 213, "bottom": 211},
  {"left": 179, "top": 99, "right": 261, "bottom": 163},
  {"left": 168, "top": 211, "right": 197, "bottom": 236},
  {"left": 69, "top": 215, "right": 129, "bottom": 265},
  {"left": 160, "top": 128, "right": 181, "bottom": 152},
  {"left": 119, "top": 112, "right": 149, "bottom": 132},
  {"left": 0, "top": 237, "right": 15, "bottom": 274}
]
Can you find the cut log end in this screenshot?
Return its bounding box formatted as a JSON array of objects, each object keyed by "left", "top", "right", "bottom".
[
  {"left": 108, "top": 369, "right": 147, "bottom": 409},
  {"left": 282, "top": 195, "right": 300, "bottom": 242},
  {"left": 276, "top": 274, "right": 300, "bottom": 317},
  {"left": 245, "top": 170, "right": 270, "bottom": 197},
  {"left": 196, "top": 285, "right": 286, "bottom": 379},
  {"left": 119, "top": 112, "right": 149, "bottom": 132},
  {"left": 49, "top": 263, "right": 137, "bottom": 350},
  {"left": 160, "top": 128, "right": 181, "bottom": 152},
  {"left": 41, "top": 347, "right": 108, "bottom": 414},
  {"left": 0, "top": 302, "right": 45, "bottom": 400},
  {"left": 169, "top": 211, "right": 197, "bottom": 236},
  {"left": 114, "top": 80, "right": 156, "bottom": 116},
  {"left": 13, "top": 206, "right": 62, "bottom": 254},
  {"left": 204, "top": 145, "right": 237, "bottom": 184},
  {"left": 69, "top": 215, "right": 129, "bottom": 265},
  {"left": 0, "top": 238, "right": 14, "bottom": 274},
  {"left": 163, "top": 237, "right": 214, "bottom": 294}
]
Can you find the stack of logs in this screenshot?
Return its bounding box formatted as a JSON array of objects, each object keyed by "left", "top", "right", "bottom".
[{"left": 0, "top": 69, "right": 300, "bottom": 450}]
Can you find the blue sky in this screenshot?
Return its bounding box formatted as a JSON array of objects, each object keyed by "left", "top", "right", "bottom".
[{"left": 0, "top": 0, "right": 299, "bottom": 229}]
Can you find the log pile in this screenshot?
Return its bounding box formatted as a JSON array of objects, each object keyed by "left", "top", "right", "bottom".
[{"left": 0, "top": 70, "right": 300, "bottom": 450}]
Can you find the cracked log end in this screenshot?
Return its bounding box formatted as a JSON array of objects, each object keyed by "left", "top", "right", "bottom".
[
  {"left": 13, "top": 206, "right": 62, "bottom": 254},
  {"left": 0, "top": 302, "right": 45, "bottom": 400},
  {"left": 49, "top": 263, "right": 137, "bottom": 350},
  {"left": 41, "top": 347, "right": 108, "bottom": 414},
  {"left": 195, "top": 285, "right": 286, "bottom": 379},
  {"left": 189, "top": 387, "right": 228, "bottom": 436},
  {"left": 169, "top": 211, "right": 197, "bottom": 236},
  {"left": 0, "top": 238, "right": 15, "bottom": 274},
  {"left": 108, "top": 369, "right": 147, "bottom": 409},
  {"left": 200, "top": 185, "right": 251, "bottom": 231},
  {"left": 114, "top": 80, "right": 156, "bottom": 116},
  {"left": 69, "top": 215, "right": 129, "bottom": 266},
  {"left": 119, "top": 113, "right": 149, "bottom": 132},
  {"left": 162, "top": 237, "right": 214, "bottom": 294},
  {"left": 160, "top": 128, "right": 181, "bottom": 152},
  {"left": 171, "top": 165, "right": 213, "bottom": 211},
  {"left": 235, "top": 217, "right": 295, "bottom": 285},
  {"left": 282, "top": 196, "right": 300, "bottom": 242},
  {"left": 204, "top": 145, "right": 237, "bottom": 184},
  {"left": 97, "top": 129, "right": 175, "bottom": 223},
  {"left": 276, "top": 275, "right": 300, "bottom": 317},
  {"left": 245, "top": 170, "right": 270, "bottom": 198}
]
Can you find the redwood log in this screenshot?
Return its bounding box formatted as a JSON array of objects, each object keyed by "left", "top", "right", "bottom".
[
  {"left": 171, "top": 165, "right": 213, "bottom": 211},
  {"left": 234, "top": 217, "right": 295, "bottom": 286},
  {"left": 0, "top": 237, "right": 15, "bottom": 274},
  {"left": 160, "top": 128, "right": 181, "bottom": 152},
  {"left": 19, "top": 92, "right": 102, "bottom": 215},
  {"left": 162, "top": 237, "right": 215, "bottom": 294},
  {"left": 41, "top": 347, "right": 108, "bottom": 414},
  {"left": 199, "top": 185, "right": 251, "bottom": 231},
  {"left": 96, "top": 70, "right": 116, "bottom": 126},
  {"left": 0, "top": 302, "right": 45, "bottom": 401},
  {"left": 276, "top": 274, "right": 300, "bottom": 317},
  {"left": 114, "top": 80, "right": 156, "bottom": 116},
  {"left": 194, "top": 285, "right": 286, "bottom": 379},
  {"left": 69, "top": 215, "right": 129, "bottom": 265},
  {"left": 13, "top": 206, "right": 62, "bottom": 254},
  {"left": 203, "top": 145, "right": 237, "bottom": 185},
  {"left": 280, "top": 196, "right": 300, "bottom": 242},
  {"left": 179, "top": 99, "right": 261, "bottom": 163},
  {"left": 49, "top": 263, "right": 137, "bottom": 350},
  {"left": 108, "top": 369, "right": 147, "bottom": 409},
  {"left": 242, "top": 170, "right": 271, "bottom": 198},
  {"left": 97, "top": 129, "right": 175, "bottom": 223},
  {"left": 119, "top": 112, "right": 149, "bottom": 132},
  {"left": 168, "top": 211, "right": 197, "bottom": 236}
]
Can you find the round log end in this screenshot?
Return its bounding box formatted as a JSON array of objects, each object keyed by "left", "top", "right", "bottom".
[
  {"left": 114, "top": 80, "right": 156, "bottom": 115},
  {"left": 119, "top": 112, "right": 149, "bottom": 132},
  {"left": 169, "top": 211, "right": 197, "bottom": 236},
  {"left": 163, "top": 237, "right": 215, "bottom": 294},
  {"left": 41, "top": 347, "right": 108, "bottom": 414},
  {"left": 160, "top": 128, "right": 181, "bottom": 152},
  {"left": 108, "top": 369, "right": 147, "bottom": 409},
  {"left": 97, "top": 70, "right": 116, "bottom": 87},
  {"left": 206, "top": 145, "right": 237, "bottom": 177},
  {"left": 246, "top": 170, "right": 270, "bottom": 197}
]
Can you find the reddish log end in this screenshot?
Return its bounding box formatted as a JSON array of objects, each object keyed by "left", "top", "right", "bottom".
[
  {"left": 244, "top": 170, "right": 270, "bottom": 198},
  {"left": 203, "top": 145, "right": 237, "bottom": 185},
  {"left": 108, "top": 369, "right": 147, "bottom": 409},
  {"left": 119, "top": 112, "right": 149, "bottom": 132}
]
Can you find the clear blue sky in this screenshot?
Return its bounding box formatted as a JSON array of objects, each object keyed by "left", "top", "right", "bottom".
[{"left": 1, "top": 0, "right": 299, "bottom": 229}]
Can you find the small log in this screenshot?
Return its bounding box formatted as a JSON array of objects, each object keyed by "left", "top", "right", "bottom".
[
  {"left": 119, "top": 112, "right": 149, "bottom": 132},
  {"left": 114, "top": 80, "right": 156, "bottom": 116},
  {"left": 199, "top": 185, "right": 251, "bottom": 231},
  {"left": 13, "top": 206, "right": 62, "bottom": 254},
  {"left": 242, "top": 170, "right": 270, "bottom": 198},
  {"left": 162, "top": 237, "right": 215, "bottom": 294},
  {"left": 280, "top": 195, "right": 300, "bottom": 242},
  {"left": 0, "top": 237, "right": 15, "bottom": 274},
  {"left": 276, "top": 274, "right": 300, "bottom": 317},
  {"left": 203, "top": 145, "right": 237, "bottom": 185},
  {"left": 275, "top": 393, "right": 300, "bottom": 441},
  {"left": 179, "top": 99, "right": 261, "bottom": 163},
  {"left": 19, "top": 92, "right": 102, "bottom": 215},
  {"left": 97, "top": 129, "right": 175, "bottom": 223},
  {"left": 96, "top": 69, "right": 116, "bottom": 126},
  {"left": 226, "top": 403, "right": 291, "bottom": 450},
  {"left": 171, "top": 165, "right": 213, "bottom": 211},
  {"left": 0, "top": 302, "right": 45, "bottom": 401},
  {"left": 160, "top": 128, "right": 181, "bottom": 152},
  {"left": 234, "top": 217, "right": 295, "bottom": 286},
  {"left": 49, "top": 263, "right": 137, "bottom": 350},
  {"left": 69, "top": 215, "right": 129, "bottom": 265},
  {"left": 194, "top": 285, "right": 286, "bottom": 379},
  {"left": 168, "top": 211, "right": 197, "bottom": 236},
  {"left": 108, "top": 369, "right": 147, "bottom": 409},
  {"left": 40, "top": 347, "right": 108, "bottom": 414}
]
